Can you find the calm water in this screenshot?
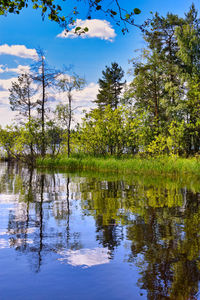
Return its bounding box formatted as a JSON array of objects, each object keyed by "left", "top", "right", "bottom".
[{"left": 0, "top": 162, "right": 200, "bottom": 299}]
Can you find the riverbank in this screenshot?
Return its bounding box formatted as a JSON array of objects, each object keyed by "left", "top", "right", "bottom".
[{"left": 36, "top": 155, "right": 200, "bottom": 177}]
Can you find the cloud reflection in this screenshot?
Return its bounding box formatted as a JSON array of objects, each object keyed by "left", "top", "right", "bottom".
[{"left": 58, "top": 247, "right": 109, "bottom": 268}]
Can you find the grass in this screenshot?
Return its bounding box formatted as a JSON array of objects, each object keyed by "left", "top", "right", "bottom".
[{"left": 36, "top": 155, "right": 200, "bottom": 177}]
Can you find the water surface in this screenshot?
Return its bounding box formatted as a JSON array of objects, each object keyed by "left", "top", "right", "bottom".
[{"left": 0, "top": 162, "right": 200, "bottom": 299}]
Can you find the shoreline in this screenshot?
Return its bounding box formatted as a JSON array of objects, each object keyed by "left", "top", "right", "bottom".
[{"left": 36, "top": 155, "right": 200, "bottom": 177}]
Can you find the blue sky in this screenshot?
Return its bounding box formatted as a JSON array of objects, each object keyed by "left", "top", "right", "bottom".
[{"left": 0, "top": 0, "right": 199, "bottom": 126}]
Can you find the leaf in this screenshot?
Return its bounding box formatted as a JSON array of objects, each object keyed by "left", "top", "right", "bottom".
[
  {"left": 111, "top": 10, "right": 117, "bottom": 15},
  {"left": 33, "top": 4, "right": 38, "bottom": 9},
  {"left": 42, "top": 6, "right": 47, "bottom": 13},
  {"left": 134, "top": 8, "right": 141, "bottom": 15},
  {"left": 75, "top": 26, "right": 81, "bottom": 31},
  {"left": 96, "top": 5, "right": 101, "bottom": 10},
  {"left": 84, "top": 27, "right": 89, "bottom": 32}
]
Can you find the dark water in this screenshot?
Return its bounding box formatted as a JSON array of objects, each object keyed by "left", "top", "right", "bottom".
[{"left": 0, "top": 162, "right": 200, "bottom": 300}]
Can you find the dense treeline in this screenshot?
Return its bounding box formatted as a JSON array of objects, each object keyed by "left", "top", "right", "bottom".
[{"left": 1, "top": 4, "right": 200, "bottom": 162}]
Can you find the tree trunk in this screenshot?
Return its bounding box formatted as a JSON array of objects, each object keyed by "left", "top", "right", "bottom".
[
  {"left": 67, "top": 92, "right": 72, "bottom": 158},
  {"left": 41, "top": 56, "right": 46, "bottom": 158}
]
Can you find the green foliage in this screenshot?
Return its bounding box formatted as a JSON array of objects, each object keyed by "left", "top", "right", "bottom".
[
  {"left": 167, "top": 120, "right": 185, "bottom": 155},
  {"left": 46, "top": 120, "right": 63, "bottom": 156},
  {"left": 124, "top": 4, "right": 200, "bottom": 156},
  {"left": 0, "top": 126, "right": 18, "bottom": 159},
  {"left": 74, "top": 105, "right": 144, "bottom": 156},
  {"left": 55, "top": 103, "right": 70, "bottom": 126},
  {"left": 147, "top": 134, "right": 167, "bottom": 157},
  {"left": 94, "top": 62, "right": 125, "bottom": 110}
]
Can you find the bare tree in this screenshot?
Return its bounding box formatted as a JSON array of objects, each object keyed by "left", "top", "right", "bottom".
[
  {"left": 32, "top": 49, "right": 60, "bottom": 157},
  {"left": 56, "top": 73, "right": 85, "bottom": 157}
]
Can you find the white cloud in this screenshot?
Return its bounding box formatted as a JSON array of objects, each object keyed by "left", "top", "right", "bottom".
[
  {"left": 56, "top": 74, "right": 71, "bottom": 81},
  {"left": 0, "top": 91, "right": 10, "bottom": 105},
  {"left": 43, "top": 81, "right": 98, "bottom": 126},
  {"left": 0, "top": 238, "right": 9, "bottom": 249},
  {"left": 57, "top": 19, "right": 116, "bottom": 42},
  {"left": 0, "top": 65, "right": 5, "bottom": 73},
  {"left": 0, "top": 65, "right": 30, "bottom": 74},
  {"left": 73, "top": 82, "right": 99, "bottom": 104},
  {"left": 0, "top": 44, "right": 38, "bottom": 60},
  {"left": 0, "top": 70, "right": 98, "bottom": 127},
  {"left": 58, "top": 247, "right": 109, "bottom": 268},
  {"left": 0, "top": 106, "right": 17, "bottom": 127},
  {"left": 50, "top": 82, "right": 98, "bottom": 121},
  {"left": 50, "top": 82, "right": 98, "bottom": 107},
  {"left": 0, "top": 77, "right": 17, "bottom": 91}
]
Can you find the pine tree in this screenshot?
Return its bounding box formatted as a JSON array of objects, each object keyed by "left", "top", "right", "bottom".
[
  {"left": 94, "top": 62, "right": 125, "bottom": 110},
  {"left": 144, "top": 12, "right": 185, "bottom": 118}
]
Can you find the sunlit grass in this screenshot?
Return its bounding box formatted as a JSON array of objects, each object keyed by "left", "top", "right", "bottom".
[{"left": 36, "top": 155, "right": 200, "bottom": 177}]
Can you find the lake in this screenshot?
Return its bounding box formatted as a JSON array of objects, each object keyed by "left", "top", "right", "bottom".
[{"left": 0, "top": 161, "right": 200, "bottom": 299}]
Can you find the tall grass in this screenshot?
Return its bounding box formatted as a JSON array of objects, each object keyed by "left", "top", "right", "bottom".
[{"left": 36, "top": 155, "right": 200, "bottom": 177}]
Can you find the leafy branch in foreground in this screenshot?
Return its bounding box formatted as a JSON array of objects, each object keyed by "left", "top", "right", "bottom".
[{"left": 0, "top": 0, "right": 142, "bottom": 33}]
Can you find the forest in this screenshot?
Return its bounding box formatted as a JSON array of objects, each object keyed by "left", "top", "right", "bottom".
[{"left": 1, "top": 4, "right": 200, "bottom": 164}]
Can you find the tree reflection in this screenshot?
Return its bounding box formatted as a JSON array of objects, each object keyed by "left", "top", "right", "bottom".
[
  {"left": 1, "top": 163, "right": 200, "bottom": 298},
  {"left": 96, "top": 216, "right": 121, "bottom": 258},
  {"left": 75, "top": 174, "right": 200, "bottom": 299},
  {"left": 0, "top": 164, "right": 82, "bottom": 272},
  {"left": 126, "top": 190, "right": 200, "bottom": 299}
]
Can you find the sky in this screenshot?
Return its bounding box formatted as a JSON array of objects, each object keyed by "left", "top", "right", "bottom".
[{"left": 0, "top": 0, "right": 199, "bottom": 127}]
